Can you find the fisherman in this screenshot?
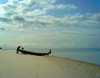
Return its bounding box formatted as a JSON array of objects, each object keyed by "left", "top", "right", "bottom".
[{"left": 16, "top": 46, "right": 21, "bottom": 54}]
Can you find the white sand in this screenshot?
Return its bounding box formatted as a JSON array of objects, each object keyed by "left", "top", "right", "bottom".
[{"left": 0, "top": 50, "right": 100, "bottom": 78}]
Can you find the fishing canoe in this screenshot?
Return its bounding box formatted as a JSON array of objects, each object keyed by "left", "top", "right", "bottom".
[{"left": 17, "top": 48, "right": 51, "bottom": 56}]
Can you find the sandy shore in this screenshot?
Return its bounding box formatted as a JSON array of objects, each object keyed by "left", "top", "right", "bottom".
[{"left": 0, "top": 50, "right": 100, "bottom": 78}]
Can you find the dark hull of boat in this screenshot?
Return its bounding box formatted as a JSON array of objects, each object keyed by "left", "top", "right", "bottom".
[{"left": 18, "top": 49, "right": 51, "bottom": 56}]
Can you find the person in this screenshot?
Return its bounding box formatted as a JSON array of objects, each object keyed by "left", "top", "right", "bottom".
[
  {"left": 16, "top": 46, "right": 21, "bottom": 54},
  {"left": 22, "top": 47, "right": 24, "bottom": 50}
]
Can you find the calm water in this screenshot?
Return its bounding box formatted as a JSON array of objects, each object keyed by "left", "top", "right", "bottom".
[{"left": 7, "top": 49, "right": 100, "bottom": 65}]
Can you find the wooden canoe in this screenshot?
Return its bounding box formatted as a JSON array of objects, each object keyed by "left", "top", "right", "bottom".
[{"left": 17, "top": 49, "right": 51, "bottom": 56}]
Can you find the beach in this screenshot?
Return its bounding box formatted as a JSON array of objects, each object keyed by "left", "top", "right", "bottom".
[{"left": 0, "top": 50, "right": 100, "bottom": 78}]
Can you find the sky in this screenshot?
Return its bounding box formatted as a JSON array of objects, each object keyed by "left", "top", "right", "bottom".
[{"left": 0, "top": 0, "right": 100, "bottom": 49}]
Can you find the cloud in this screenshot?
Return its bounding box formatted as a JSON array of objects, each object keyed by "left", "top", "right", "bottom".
[
  {"left": 13, "top": 15, "right": 25, "bottom": 22},
  {"left": 0, "top": 27, "right": 7, "bottom": 31},
  {"left": 56, "top": 4, "right": 68, "bottom": 9},
  {"left": 0, "top": 22, "right": 16, "bottom": 31},
  {"left": 0, "top": 12, "right": 100, "bottom": 31},
  {"left": 18, "top": 28, "right": 30, "bottom": 31},
  {"left": 20, "top": 0, "right": 46, "bottom": 8},
  {"left": 89, "top": 12, "right": 100, "bottom": 22},
  {"left": 42, "top": 4, "right": 78, "bottom": 10},
  {"left": 39, "top": 15, "right": 81, "bottom": 26},
  {"left": 0, "top": 23, "right": 10, "bottom": 31},
  {"left": 47, "top": 0, "right": 56, "bottom": 3},
  {"left": 0, "top": 43, "right": 17, "bottom": 48},
  {"left": 4, "top": 12, "right": 15, "bottom": 17},
  {"left": 1, "top": 13, "right": 100, "bottom": 31},
  {"left": 66, "top": 4, "right": 78, "bottom": 10},
  {"left": 42, "top": 4, "right": 55, "bottom": 10},
  {"left": 1, "top": 2, "right": 17, "bottom": 11},
  {"left": 0, "top": 0, "right": 100, "bottom": 31},
  {"left": 85, "top": 29, "right": 100, "bottom": 36},
  {"left": 0, "top": 0, "right": 26, "bottom": 17},
  {"left": 0, "top": 17, "right": 11, "bottom": 22},
  {"left": 26, "top": 9, "right": 46, "bottom": 16},
  {"left": 81, "top": 13, "right": 100, "bottom": 26},
  {"left": 70, "top": 14, "right": 87, "bottom": 20},
  {"left": 60, "top": 31, "right": 81, "bottom": 34},
  {"left": 86, "top": 13, "right": 91, "bottom": 16}
]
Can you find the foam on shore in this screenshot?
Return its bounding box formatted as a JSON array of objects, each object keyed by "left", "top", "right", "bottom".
[{"left": 0, "top": 50, "right": 100, "bottom": 78}]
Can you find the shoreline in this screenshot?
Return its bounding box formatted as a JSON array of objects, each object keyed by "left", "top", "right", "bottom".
[
  {"left": 1, "top": 49, "right": 100, "bottom": 65},
  {"left": 0, "top": 50, "right": 100, "bottom": 78},
  {"left": 51, "top": 55, "right": 100, "bottom": 66}
]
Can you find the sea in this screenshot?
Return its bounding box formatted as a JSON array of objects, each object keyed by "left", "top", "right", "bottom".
[{"left": 6, "top": 49, "right": 100, "bottom": 65}]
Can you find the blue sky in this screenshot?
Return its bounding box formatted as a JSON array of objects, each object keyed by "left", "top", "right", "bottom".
[{"left": 0, "top": 0, "right": 100, "bottom": 49}]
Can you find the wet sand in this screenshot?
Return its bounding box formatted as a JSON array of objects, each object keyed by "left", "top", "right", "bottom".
[{"left": 0, "top": 50, "right": 100, "bottom": 78}]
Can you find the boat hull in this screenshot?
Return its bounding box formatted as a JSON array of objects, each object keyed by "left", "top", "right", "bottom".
[{"left": 18, "top": 49, "right": 51, "bottom": 56}]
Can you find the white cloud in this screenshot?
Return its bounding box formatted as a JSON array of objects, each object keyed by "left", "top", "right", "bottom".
[
  {"left": 1, "top": 12, "right": 100, "bottom": 31},
  {"left": 0, "top": 0, "right": 26, "bottom": 18},
  {"left": 66, "top": 4, "right": 78, "bottom": 10},
  {"left": 70, "top": 14, "right": 87, "bottom": 20},
  {"left": 18, "top": 28, "right": 30, "bottom": 31},
  {"left": 86, "top": 13, "right": 91, "bottom": 16},
  {"left": 26, "top": 9, "right": 46, "bottom": 16},
  {"left": 89, "top": 12, "right": 100, "bottom": 22},
  {"left": 1, "top": 1, "right": 18, "bottom": 11},
  {"left": 0, "top": 12, "right": 100, "bottom": 32},
  {"left": 56, "top": 4, "right": 67, "bottom": 9},
  {"left": 34, "top": 27, "right": 39, "bottom": 30},
  {"left": 0, "top": 27, "right": 7, "bottom": 31},
  {"left": 0, "top": 23, "right": 10, "bottom": 31},
  {"left": 47, "top": 0, "right": 56, "bottom": 3},
  {"left": 0, "top": 0, "right": 100, "bottom": 31},
  {"left": 60, "top": 31, "right": 81, "bottom": 34},
  {"left": 42, "top": 4, "right": 78, "bottom": 10},
  {"left": 20, "top": 0, "right": 46, "bottom": 8},
  {"left": 42, "top": 4, "right": 55, "bottom": 10}
]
